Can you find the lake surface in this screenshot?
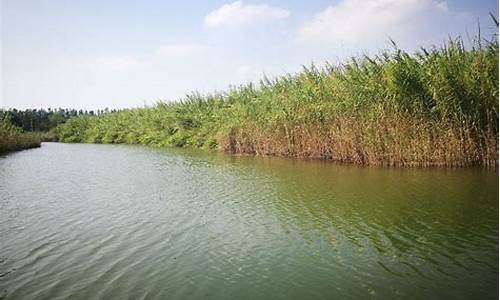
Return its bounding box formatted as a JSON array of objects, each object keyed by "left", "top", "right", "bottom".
[{"left": 0, "top": 143, "right": 497, "bottom": 299}]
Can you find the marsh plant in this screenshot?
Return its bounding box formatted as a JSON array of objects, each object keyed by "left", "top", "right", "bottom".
[
  {"left": 0, "top": 114, "right": 41, "bottom": 154},
  {"left": 57, "top": 35, "right": 498, "bottom": 167}
]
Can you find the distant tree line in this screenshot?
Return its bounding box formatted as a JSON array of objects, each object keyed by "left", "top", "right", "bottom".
[{"left": 2, "top": 108, "right": 115, "bottom": 132}]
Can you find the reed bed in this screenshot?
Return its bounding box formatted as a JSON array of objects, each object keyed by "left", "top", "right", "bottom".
[
  {"left": 57, "top": 36, "right": 498, "bottom": 167},
  {"left": 0, "top": 114, "right": 41, "bottom": 154}
]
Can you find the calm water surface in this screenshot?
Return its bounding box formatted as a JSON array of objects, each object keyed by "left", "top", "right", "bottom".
[{"left": 0, "top": 143, "right": 498, "bottom": 299}]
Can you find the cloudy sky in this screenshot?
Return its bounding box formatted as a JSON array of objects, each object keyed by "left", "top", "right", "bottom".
[{"left": 2, "top": 0, "right": 498, "bottom": 109}]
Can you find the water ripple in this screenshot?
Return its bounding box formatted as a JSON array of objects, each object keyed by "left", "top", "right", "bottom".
[{"left": 0, "top": 143, "right": 497, "bottom": 300}]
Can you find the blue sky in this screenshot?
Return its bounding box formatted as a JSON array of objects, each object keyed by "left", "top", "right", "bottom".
[{"left": 2, "top": 0, "right": 498, "bottom": 109}]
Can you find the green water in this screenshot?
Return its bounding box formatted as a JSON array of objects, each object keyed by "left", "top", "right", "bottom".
[{"left": 0, "top": 143, "right": 497, "bottom": 299}]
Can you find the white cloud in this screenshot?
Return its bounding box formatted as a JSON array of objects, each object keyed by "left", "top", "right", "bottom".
[
  {"left": 156, "top": 44, "right": 208, "bottom": 57},
  {"left": 203, "top": 1, "right": 289, "bottom": 30},
  {"left": 76, "top": 56, "right": 145, "bottom": 72},
  {"left": 435, "top": 1, "right": 449, "bottom": 12},
  {"left": 297, "top": 0, "right": 449, "bottom": 45}
]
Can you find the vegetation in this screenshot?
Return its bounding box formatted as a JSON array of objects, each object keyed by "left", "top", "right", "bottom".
[
  {"left": 57, "top": 35, "right": 498, "bottom": 167},
  {"left": 0, "top": 113, "right": 41, "bottom": 154},
  {"left": 4, "top": 108, "right": 106, "bottom": 134}
]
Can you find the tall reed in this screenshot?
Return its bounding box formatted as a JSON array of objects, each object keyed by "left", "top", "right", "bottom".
[
  {"left": 57, "top": 35, "right": 499, "bottom": 167},
  {"left": 0, "top": 114, "right": 41, "bottom": 154}
]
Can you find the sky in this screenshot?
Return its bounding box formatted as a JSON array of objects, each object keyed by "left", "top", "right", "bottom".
[{"left": 1, "top": 0, "right": 498, "bottom": 110}]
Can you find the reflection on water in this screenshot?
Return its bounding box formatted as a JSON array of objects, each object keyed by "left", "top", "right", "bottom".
[{"left": 0, "top": 143, "right": 497, "bottom": 299}]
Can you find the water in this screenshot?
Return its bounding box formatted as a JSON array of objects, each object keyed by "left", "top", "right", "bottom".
[{"left": 0, "top": 143, "right": 497, "bottom": 300}]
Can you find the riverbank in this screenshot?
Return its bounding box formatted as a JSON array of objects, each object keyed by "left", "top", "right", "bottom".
[
  {"left": 57, "top": 36, "right": 498, "bottom": 167},
  {"left": 0, "top": 115, "right": 41, "bottom": 154}
]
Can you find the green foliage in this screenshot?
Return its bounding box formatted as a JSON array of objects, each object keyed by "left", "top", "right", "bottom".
[
  {"left": 0, "top": 113, "right": 41, "bottom": 154},
  {"left": 56, "top": 35, "right": 499, "bottom": 167},
  {"left": 5, "top": 108, "right": 100, "bottom": 133}
]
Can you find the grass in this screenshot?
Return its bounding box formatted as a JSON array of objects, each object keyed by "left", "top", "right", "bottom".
[
  {"left": 56, "top": 35, "right": 498, "bottom": 167},
  {"left": 0, "top": 114, "right": 41, "bottom": 154}
]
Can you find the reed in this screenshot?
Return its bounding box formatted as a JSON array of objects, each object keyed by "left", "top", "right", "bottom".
[
  {"left": 57, "top": 35, "right": 498, "bottom": 167},
  {"left": 0, "top": 114, "right": 41, "bottom": 154}
]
